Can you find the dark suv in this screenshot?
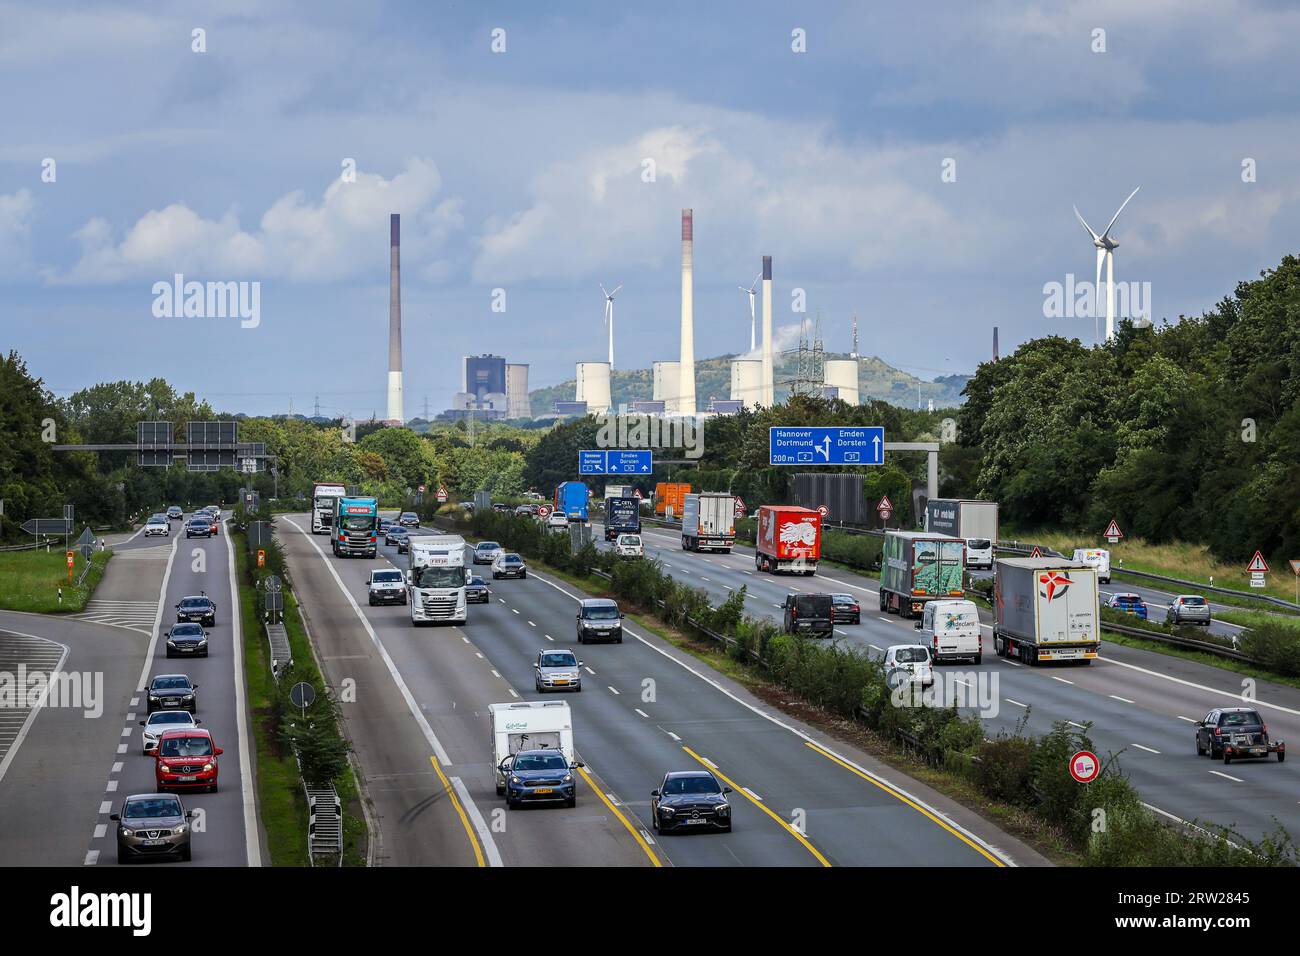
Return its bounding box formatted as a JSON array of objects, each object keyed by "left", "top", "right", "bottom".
[
  {"left": 1196, "top": 707, "right": 1285, "bottom": 763},
  {"left": 577, "top": 598, "right": 623, "bottom": 644},
  {"left": 175, "top": 595, "right": 216, "bottom": 626},
  {"left": 781, "top": 593, "right": 834, "bottom": 638},
  {"left": 651, "top": 770, "right": 733, "bottom": 834}
]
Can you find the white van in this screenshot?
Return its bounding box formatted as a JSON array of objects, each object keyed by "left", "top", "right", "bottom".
[
  {"left": 965, "top": 538, "right": 993, "bottom": 570},
  {"left": 1071, "top": 548, "right": 1111, "bottom": 584},
  {"left": 915, "top": 598, "right": 982, "bottom": 664},
  {"left": 488, "top": 701, "right": 574, "bottom": 796}
]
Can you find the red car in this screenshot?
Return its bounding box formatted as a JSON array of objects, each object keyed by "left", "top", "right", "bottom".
[
  {"left": 208, "top": 515, "right": 220, "bottom": 535},
  {"left": 154, "top": 728, "right": 223, "bottom": 793}
]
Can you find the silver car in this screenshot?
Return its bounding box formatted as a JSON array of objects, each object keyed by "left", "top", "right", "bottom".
[
  {"left": 1168, "top": 594, "right": 1212, "bottom": 626},
  {"left": 111, "top": 793, "right": 193, "bottom": 863},
  {"left": 140, "top": 711, "right": 201, "bottom": 754},
  {"left": 473, "top": 541, "right": 504, "bottom": 565},
  {"left": 534, "top": 648, "right": 583, "bottom": 693}
]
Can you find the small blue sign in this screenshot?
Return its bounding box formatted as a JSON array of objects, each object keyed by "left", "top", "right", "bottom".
[
  {"left": 579, "top": 450, "right": 654, "bottom": 475},
  {"left": 768, "top": 426, "right": 885, "bottom": 466},
  {"left": 578, "top": 450, "right": 607, "bottom": 474}
]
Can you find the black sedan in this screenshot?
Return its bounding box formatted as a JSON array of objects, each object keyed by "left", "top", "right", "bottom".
[
  {"left": 831, "top": 593, "right": 861, "bottom": 624},
  {"left": 465, "top": 574, "right": 491, "bottom": 604},
  {"left": 175, "top": 595, "right": 217, "bottom": 626},
  {"left": 146, "top": 674, "right": 198, "bottom": 715},
  {"left": 185, "top": 517, "right": 211, "bottom": 538},
  {"left": 1196, "top": 707, "right": 1285, "bottom": 763},
  {"left": 165, "top": 623, "right": 209, "bottom": 658},
  {"left": 651, "top": 770, "right": 733, "bottom": 834}
]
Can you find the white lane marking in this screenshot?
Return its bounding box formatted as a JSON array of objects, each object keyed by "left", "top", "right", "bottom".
[
  {"left": 93, "top": 824, "right": 106, "bottom": 839},
  {"left": 120, "top": 728, "right": 130, "bottom": 738},
  {"left": 130, "top": 697, "right": 138, "bottom": 707},
  {"left": 834, "top": 628, "right": 846, "bottom": 635},
  {"left": 490, "top": 669, "right": 501, "bottom": 679},
  {"left": 1209, "top": 770, "right": 1242, "bottom": 783},
  {"left": 475, "top": 652, "right": 484, "bottom": 659},
  {"left": 83, "top": 850, "right": 99, "bottom": 866},
  {"left": 106, "top": 780, "right": 118, "bottom": 792},
  {"left": 545, "top": 634, "right": 554, "bottom": 641},
  {"left": 1050, "top": 676, "right": 1074, "bottom": 685},
  {"left": 666, "top": 731, "right": 681, "bottom": 741},
  {"left": 869, "top": 644, "right": 883, "bottom": 652},
  {"left": 283, "top": 516, "right": 503, "bottom": 867},
  {"left": 1176, "top": 715, "right": 1197, "bottom": 723},
  {"left": 1005, "top": 698, "right": 1028, "bottom": 708},
  {"left": 742, "top": 787, "right": 763, "bottom": 801},
  {"left": 722, "top": 584, "right": 733, "bottom": 590},
  {"left": 743, "top": 570, "right": 753, "bottom": 575},
  {"left": 111, "top": 762, "right": 122, "bottom": 773},
  {"left": 461, "top": 636, "right": 470, "bottom": 644},
  {"left": 635, "top": 708, "right": 650, "bottom": 718},
  {"left": 126, "top": 713, "right": 136, "bottom": 721},
  {"left": 1132, "top": 743, "right": 1160, "bottom": 754},
  {"left": 1109, "top": 695, "right": 1135, "bottom": 704},
  {"left": 116, "top": 744, "right": 126, "bottom": 755},
  {"left": 584, "top": 666, "right": 595, "bottom": 675},
  {"left": 702, "top": 577, "right": 711, "bottom": 582},
  {"left": 606, "top": 792, "right": 621, "bottom": 805},
  {"left": 98, "top": 801, "right": 111, "bottom": 814},
  {"left": 1067, "top": 720, "right": 1087, "bottom": 729},
  {"left": 508, "top": 688, "right": 519, "bottom": 698},
  {"left": 1098, "top": 656, "right": 1300, "bottom": 718},
  {"left": 528, "top": 620, "right": 536, "bottom": 627},
  {"left": 1000, "top": 659, "right": 1022, "bottom": 667},
  {"left": 641, "top": 829, "right": 656, "bottom": 845},
  {"left": 698, "top": 756, "right": 718, "bottom": 768},
  {"left": 877, "top": 616, "right": 892, "bottom": 623},
  {"left": 607, "top": 686, "right": 620, "bottom": 695},
  {"left": 511, "top": 608, "right": 520, "bottom": 615}
]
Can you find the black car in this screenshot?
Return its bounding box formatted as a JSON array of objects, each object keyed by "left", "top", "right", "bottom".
[
  {"left": 781, "top": 593, "right": 834, "bottom": 637},
  {"left": 398, "top": 512, "right": 420, "bottom": 527},
  {"left": 166, "top": 506, "right": 184, "bottom": 522},
  {"left": 165, "top": 622, "right": 209, "bottom": 658},
  {"left": 465, "top": 574, "right": 491, "bottom": 604},
  {"left": 651, "top": 770, "right": 733, "bottom": 833},
  {"left": 501, "top": 748, "right": 581, "bottom": 809},
  {"left": 492, "top": 503, "right": 512, "bottom": 513},
  {"left": 175, "top": 595, "right": 216, "bottom": 626},
  {"left": 185, "top": 517, "right": 211, "bottom": 538},
  {"left": 146, "top": 674, "right": 198, "bottom": 714},
  {"left": 1196, "top": 707, "right": 1285, "bottom": 763},
  {"left": 830, "top": 593, "right": 861, "bottom": 624},
  {"left": 492, "top": 553, "right": 527, "bottom": 579}
]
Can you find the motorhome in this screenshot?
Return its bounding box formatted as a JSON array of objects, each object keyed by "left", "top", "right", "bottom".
[{"left": 488, "top": 700, "right": 574, "bottom": 795}]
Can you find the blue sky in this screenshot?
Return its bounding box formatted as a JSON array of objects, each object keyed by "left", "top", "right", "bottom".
[{"left": 4, "top": 0, "right": 1300, "bottom": 416}]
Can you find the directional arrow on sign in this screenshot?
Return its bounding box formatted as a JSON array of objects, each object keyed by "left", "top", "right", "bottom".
[{"left": 20, "top": 518, "right": 71, "bottom": 535}]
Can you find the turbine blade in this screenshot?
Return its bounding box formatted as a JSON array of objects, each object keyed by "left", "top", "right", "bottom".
[
  {"left": 611, "top": 284, "right": 622, "bottom": 297},
  {"left": 1101, "top": 186, "right": 1140, "bottom": 240},
  {"left": 1073, "top": 206, "right": 1100, "bottom": 242},
  {"left": 599, "top": 283, "right": 609, "bottom": 298}
]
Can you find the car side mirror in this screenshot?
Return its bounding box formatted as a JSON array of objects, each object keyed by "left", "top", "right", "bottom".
[
  {"left": 110, "top": 813, "right": 120, "bottom": 822},
  {"left": 534, "top": 663, "right": 541, "bottom": 669},
  {"left": 578, "top": 661, "right": 584, "bottom": 667},
  {"left": 619, "top": 613, "right": 625, "bottom": 619},
  {"left": 723, "top": 786, "right": 733, "bottom": 794},
  {"left": 185, "top": 811, "right": 194, "bottom": 820},
  {"left": 194, "top": 718, "right": 201, "bottom": 724},
  {"left": 215, "top": 747, "right": 224, "bottom": 755},
  {"left": 576, "top": 613, "right": 582, "bottom": 620},
  {"left": 913, "top": 621, "right": 922, "bottom": 630},
  {"left": 570, "top": 762, "right": 584, "bottom": 770},
  {"left": 650, "top": 789, "right": 660, "bottom": 797},
  {"left": 138, "top": 720, "right": 146, "bottom": 726}
]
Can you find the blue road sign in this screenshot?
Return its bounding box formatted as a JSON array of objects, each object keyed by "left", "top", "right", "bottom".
[
  {"left": 579, "top": 450, "right": 654, "bottom": 475},
  {"left": 768, "top": 426, "right": 885, "bottom": 466}
]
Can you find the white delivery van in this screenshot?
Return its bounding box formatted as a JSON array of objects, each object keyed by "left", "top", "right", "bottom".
[
  {"left": 965, "top": 538, "right": 994, "bottom": 570},
  {"left": 915, "top": 598, "right": 982, "bottom": 664},
  {"left": 1071, "top": 548, "right": 1111, "bottom": 584},
  {"left": 488, "top": 701, "right": 574, "bottom": 796}
]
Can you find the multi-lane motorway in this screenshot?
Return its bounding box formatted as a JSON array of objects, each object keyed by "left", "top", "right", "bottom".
[
  {"left": 599, "top": 522, "right": 1299, "bottom": 844},
  {"left": 278, "top": 515, "right": 1041, "bottom": 867}
]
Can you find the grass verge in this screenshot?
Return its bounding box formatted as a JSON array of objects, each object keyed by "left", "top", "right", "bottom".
[
  {"left": 1101, "top": 630, "right": 1300, "bottom": 693},
  {"left": 0, "top": 548, "right": 111, "bottom": 612}
]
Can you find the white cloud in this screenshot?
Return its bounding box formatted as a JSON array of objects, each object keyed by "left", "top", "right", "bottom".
[
  {"left": 57, "top": 159, "right": 463, "bottom": 283},
  {"left": 0, "top": 190, "right": 35, "bottom": 279}
]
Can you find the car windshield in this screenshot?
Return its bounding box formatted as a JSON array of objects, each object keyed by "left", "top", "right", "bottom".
[
  {"left": 832, "top": 594, "right": 854, "bottom": 604},
  {"left": 512, "top": 752, "right": 568, "bottom": 772},
  {"left": 179, "top": 598, "right": 209, "bottom": 609},
  {"left": 189, "top": 519, "right": 207, "bottom": 526},
  {"left": 540, "top": 652, "right": 577, "bottom": 668},
  {"left": 618, "top": 536, "right": 640, "bottom": 545},
  {"left": 468, "top": 575, "right": 485, "bottom": 586},
  {"left": 151, "top": 677, "right": 191, "bottom": 690},
  {"left": 159, "top": 735, "right": 213, "bottom": 757},
  {"left": 171, "top": 624, "right": 203, "bottom": 636},
  {"left": 413, "top": 566, "right": 464, "bottom": 588},
  {"left": 1221, "top": 711, "right": 1262, "bottom": 727},
  {"left": 1181, "top": 597, "right": 1207, "bottom": 606},
  {"left": 478, "top": 542, "right": 500, "bottom": 551},
  {"left": 663, "top": 775, "right": 721, "bottom": 795},
  {"left": 149, "top": 515, "right": 167, "bottom": 523},
  {"left": 372, "top": 571, "right": 402, "bottom": 583},
  {"left": 502, "top": 555, "right": 522, "bottom": 564},
  {"left": 401, "top": 513, "right": 417, "bottom": 520},
  {"left": 387, "top": 526, "right": 406, "bottom": 535},
  {"left": 583, "top": 606, "right": 620, "bottom": 620},
  {"left": 124, "top": 797, "right": 182, "bottom": 819},
  {"left": 894, "top": 647, "right": 930, "bottom": 664},
  {"left": 148, "top": 712, "right": 192, "bottom": 726}
]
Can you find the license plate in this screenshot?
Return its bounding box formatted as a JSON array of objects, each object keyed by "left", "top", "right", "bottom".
[
  {"left": 533, "top": 788, "right": 553, "bottom": 795},
  {"left": 685, "top": 818, "right": 707, "bottom": 825},
  {"left": 141, "top": 839, "right": 165, "bottom": 847},
  {"left": 553, "top": 679, "right": 569, "bottom": 685},
  {"left": 176, "top": 775, "right": 197, "bottom": 782}
]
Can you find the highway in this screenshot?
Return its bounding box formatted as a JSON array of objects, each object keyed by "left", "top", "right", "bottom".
[
  {"left": 588, "top": 521, "right": 1300, "bottom": 845},
  {"left": 280, "top": 514, "right": 1037, "bottom": 867}
]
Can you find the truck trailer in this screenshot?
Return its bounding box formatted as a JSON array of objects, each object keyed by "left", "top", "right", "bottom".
[
  {"left": 924, "top": 498, "right": 1000, "bottom": 570},
  {"left": 681, "top": 493, "right": 737, "bottom": 552},
  {"left": 604, "top": 496, "right": 641, "bottom": 541},
  {"left": 408, "top": 534, "right": 468, "bottom": 626},
  {"left": 555, "top": 481, "right": 589, "bottom": 522},
  {"left": 654, "top": 482, "right": 691, "bottom": 519},
  {"left": 879, "top": 531, "right": 965, "bottom": 617},
  {"left": 754, "top": 505, "right": 821, "bottom": 574},
  {"left": 330, "top": 496, "right": 379, "bottom": 557},
  {"left": 310, "top": 481, "right": 347, "bottom": 534},
  {"left": 488, "top": 700, "right": 574, "bottom": 796},
  {"left": 993, "top": 557, "right": 1100, "bottom": 664}
]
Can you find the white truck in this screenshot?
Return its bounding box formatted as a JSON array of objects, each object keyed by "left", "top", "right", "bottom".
[
  {"left": 408, "top": 534, "right": 468, "bottom": 626},
  {"left": 681, "top": 492, "right": 737, "bottom": 553},
  {"left": 488, "top": 700, "right": 574, "bottom": 795},
  {"left": 310, "top": 481, "right": 347, "bottom": 534},
  {"left": 993, "top": 557, "right": 1100, "bottom": 664},
  {"left": 1071, "top": 548, "right": 1111, "bottom": 584},
  {"left": 924, "top": 498, "right": 999, "bottom": 570}
]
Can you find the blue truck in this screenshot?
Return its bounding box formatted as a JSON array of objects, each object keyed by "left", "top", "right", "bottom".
[
  {"left": 604, "top": 496, "right": 641, "bottom": 541},
  {"left": 331, "top": 496, "right": 379, "bottom": 557},
  {"left": 555, "top": 482, "right": 589, "bottom": 522}
]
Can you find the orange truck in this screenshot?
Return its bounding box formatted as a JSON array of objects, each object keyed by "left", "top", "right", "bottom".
[{"left": 654, "top": 482, "right": 691, "bottom": 518}]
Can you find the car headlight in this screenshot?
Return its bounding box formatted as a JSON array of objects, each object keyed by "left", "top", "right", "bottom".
[
  {"left": 120, "top": 828, "right": 134, "bottom": 837},
  {"left": 203, "top": 763, "right": 214, "bottom": 772},
  {"left": 148, "top": 695, "right": 159, "bottom": 701},
  {"left": 562, "top": 774, "right": 572, "bottom": 783},
  {"left": 174, "top": 824, "right": 187, "bottom": 834},
  {"left": 659, "top": 807, "right": 675, "bottom": 817},
  {"left": 511, "top": 776, "right": 521, "bottom": 785},
  {"left": 715, "top": 803, "right": 730, "bottom": 815},
  {"left": 198, "top": 638, "right": 207, "bottom": 645},
  {"left": 183, "top": 694, "right": 194, "bottom": 700},
  {"left": 166, "top": 640, "right": 176, "bottom": 647}
]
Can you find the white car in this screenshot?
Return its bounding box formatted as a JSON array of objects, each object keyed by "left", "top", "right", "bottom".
[
  {"left": 884, "top": 644, "right": 934, "bottom": 689},
  {"left": 144, "top": 514, "right": 171, "bottom": 537},
  {"left": 523, "top": 492, "right": 545, "bottom": 501},
  {"left": 615, "top": 533, "right": 643, "bottom": 557},
  {"left": 546, "top": 513, "right": 570, "bottom": 531},
  {"left": 139, "top": 710, "right": 201, "bottom": 754}
]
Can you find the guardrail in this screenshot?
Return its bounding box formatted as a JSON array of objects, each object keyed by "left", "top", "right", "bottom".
[{"left": 1100, "top": 619, "right": 1256, "bottom": 664}]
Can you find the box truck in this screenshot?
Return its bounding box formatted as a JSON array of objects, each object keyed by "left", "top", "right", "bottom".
[
  {"left": 993, "top": 557, "right": 1100, "bottom": 664},
  {"left": 408, "top": 534, "right": 468, "bottom": 625},
  {"left": 311, "top": 481, "right": 347, "bottom": 534},
  {"left": 654, "top": 482, "right": 691, "bottom": 519},
  {"left": 604, "top": 497, "right": 641, "bottom": 541},
  {"left": 925, "top": 498, "right": 999, "bottom": 570},
  {"left": 330, "top": 496, "right": 379, "bottom": 557},
  {"left": 681, "top": 493, "right": 737, "bottom": 552},
  {"left": 554, "top": 481, "right": 589, "bottom": 522},
  {"left": 754, "top": 505, "right": 821, "bottom": 574},
  {"left": 1071, "top": 548, "right": 1111, "bottom": 584},
  {"left": 488, "top": 700, "right": 575, "bottom": 795},
  {"left": 880, "top": 531, "right": 966, "bottom": 617}
]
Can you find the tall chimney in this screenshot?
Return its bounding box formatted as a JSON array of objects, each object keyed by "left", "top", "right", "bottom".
[
  {"left": 993, "top": 326, "right": 999, "bottom": 362},
  {"left": 678, "top": 209, "right": 696, "bottom": 416},
  {"left": 386, "top": 214, "right": 404, "bottom": 424},
  {"left": 761, "top": 255, "right": 774, "bottom": 406}
]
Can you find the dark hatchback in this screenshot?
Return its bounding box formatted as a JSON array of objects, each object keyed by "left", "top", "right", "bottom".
[
  {"left": 185, "top": 517, "right": 211, "bottom": 538},
  {"left": 830, "top": 593, "right": 861, "bottom": 624},
  {"left": 493, "top": 553, "right": 527, "bottom": 579},
  {"left": 502, "top": 748, "right": 579, "bottom": 809},
  {"left": 1196, "top": 707, "right": 1285, "bottom": 763},
  {"left": 165, "top": 622, "right": 209, "bottom": 658},
  {"left": 651, "top": 770, "right": 733, "bottom": 833},
  {"left": 398, "top": 511, "right": 420, "bottom": 527},
  {"left": 146, "top": 674, "right": 198, "bottom": 714},
  {"left": 465, "top": 574, "right": 491, "bottom": 604},
  {"left": 175, "top": 595, "right": 216, "bottom": 626}
]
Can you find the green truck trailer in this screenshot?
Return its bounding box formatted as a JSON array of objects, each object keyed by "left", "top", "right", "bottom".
[{"left": 879, "top": 531, "right": 966, "bottom": 617}]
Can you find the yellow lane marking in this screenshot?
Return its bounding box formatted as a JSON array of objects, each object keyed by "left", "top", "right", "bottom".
[
  {"left": 803, "top": 741, "right": 1006, "bottom": 867},
  {"left": 681, "top": 746, "right": 830, "bottom": 867},
  {"left": 429, "top": 756, "right": 486, "bottom": 867},
  {"left": 577, "top": 766, "right": 663, "bottom": 867}
]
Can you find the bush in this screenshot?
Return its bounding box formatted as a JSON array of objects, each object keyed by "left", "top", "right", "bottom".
[
  {"left": 1240, "top": 621, "right": 1300, "bottom": 677},
  {"left": 820, "top": 530, "right": 882, "bottom": 571},
  {"left": 974, "top": 735, "right": 1037, "bottom": 804}
]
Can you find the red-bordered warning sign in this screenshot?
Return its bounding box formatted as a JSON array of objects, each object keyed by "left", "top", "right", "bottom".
[
  {"left": 817, "top": 504, "right": 830, "bottom": 518},
  {"left": 1246, "top": 550, "right": 1270, "bottom": 573},
  {"left": 1103, "top": 518, "right": 1123, "bottom": 540},
  {"left": 876, "top": 496, "right": 893, "bottom": 522},
  {"left": 1029, "top": 545, "right": 1043, "bottom": 558},
  {"left": 1069, "top": 750, "right": 1100, "bottom": 784}
]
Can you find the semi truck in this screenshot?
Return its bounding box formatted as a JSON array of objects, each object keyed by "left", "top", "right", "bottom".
[
  {"left": 604, "top": 497, "right": 641, "bottom": 541},
  {"left": 681, "top": 493, "right": 737, "bottom": 552},
  {"left": 924, "top": 498, "right": 1000, "bottom": 570},
  {"left": 993, "top": 557, "right": 1100, "bottom": 664},
  {"left": 310, "top": 481, "right": 347, "bottom": 534},
  {"left": 554, "top": 481, "right": 589, "bottom": 522},
  {"left": 330, "top": 496, "right": 379, "bottom": 557},
  {"left": 754, "top": 504, "right": 821, "bottom": 574},
  {"left": 654, "top": 481, "right": 691, "bottom": 519},
  {"left": 488, "top": 700, "right": 574, "bottom": 796},
  {"left": 408, "top": 534, "right": 468, "bottom": 626},
  {"left": 879, "top": 531, "right": 965, "bottom": 617}
]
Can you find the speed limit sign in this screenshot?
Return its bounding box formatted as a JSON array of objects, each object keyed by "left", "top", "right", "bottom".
[{"left": 1069, "top": 750, "right": 1100, "bottom": 783}]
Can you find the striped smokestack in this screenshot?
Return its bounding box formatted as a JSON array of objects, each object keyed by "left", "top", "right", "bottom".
[
  {"left": 386, "top": 213, "right": 404, "bottom": 424},
  {"left": 678, "top": 209, "right": 696, "bottom": 415},
  {"left": 761, "top": 255, "right": 773, "bottom": 406}
]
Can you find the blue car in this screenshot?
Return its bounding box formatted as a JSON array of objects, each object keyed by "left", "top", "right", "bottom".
[
  {"left": 502, "top": 748, "right": 579, "bottom": 810},
  {"left": 1107, "top": 593, "right": 1148, "bottom": 620}
]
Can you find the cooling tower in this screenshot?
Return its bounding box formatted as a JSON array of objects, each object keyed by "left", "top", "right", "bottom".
[
  {"left": 677, "top": 209, "right": 696, "bottom": 415},
  {"left": 730, "top": 359, "right": 764, "bottom": 411},
  {"left": 576, "top": 362, "right": 612, "bottom": 415},
  {"left": 505, "top": 364, "right": 530, "bottom": 419},
  {"left": 761, "top": 255, "right": 774, "bottom": 406},
  {"left": 653, "top": 361, "right": 680, "bottom": 405},
  {"left": 386, "top": 213, "right": 404, "bottom": 424},
  {"left": 824, "top": 360, "right": 860, "bottom": 406}
]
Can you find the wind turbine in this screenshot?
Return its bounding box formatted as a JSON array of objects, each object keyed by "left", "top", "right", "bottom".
[
  {"left": 739, "top": 274, "right": 761, "bottom": 351},
  {"left": 600, "top": 282, "right": 622, "bottom": 367},
  {"left": 1074, "top": 186, "right": 1140, "bottom": 343}
]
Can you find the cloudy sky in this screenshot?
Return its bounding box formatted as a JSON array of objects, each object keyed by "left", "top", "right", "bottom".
[{"left": 4, "top": 0, "right": 1299, "bottom": 416}]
